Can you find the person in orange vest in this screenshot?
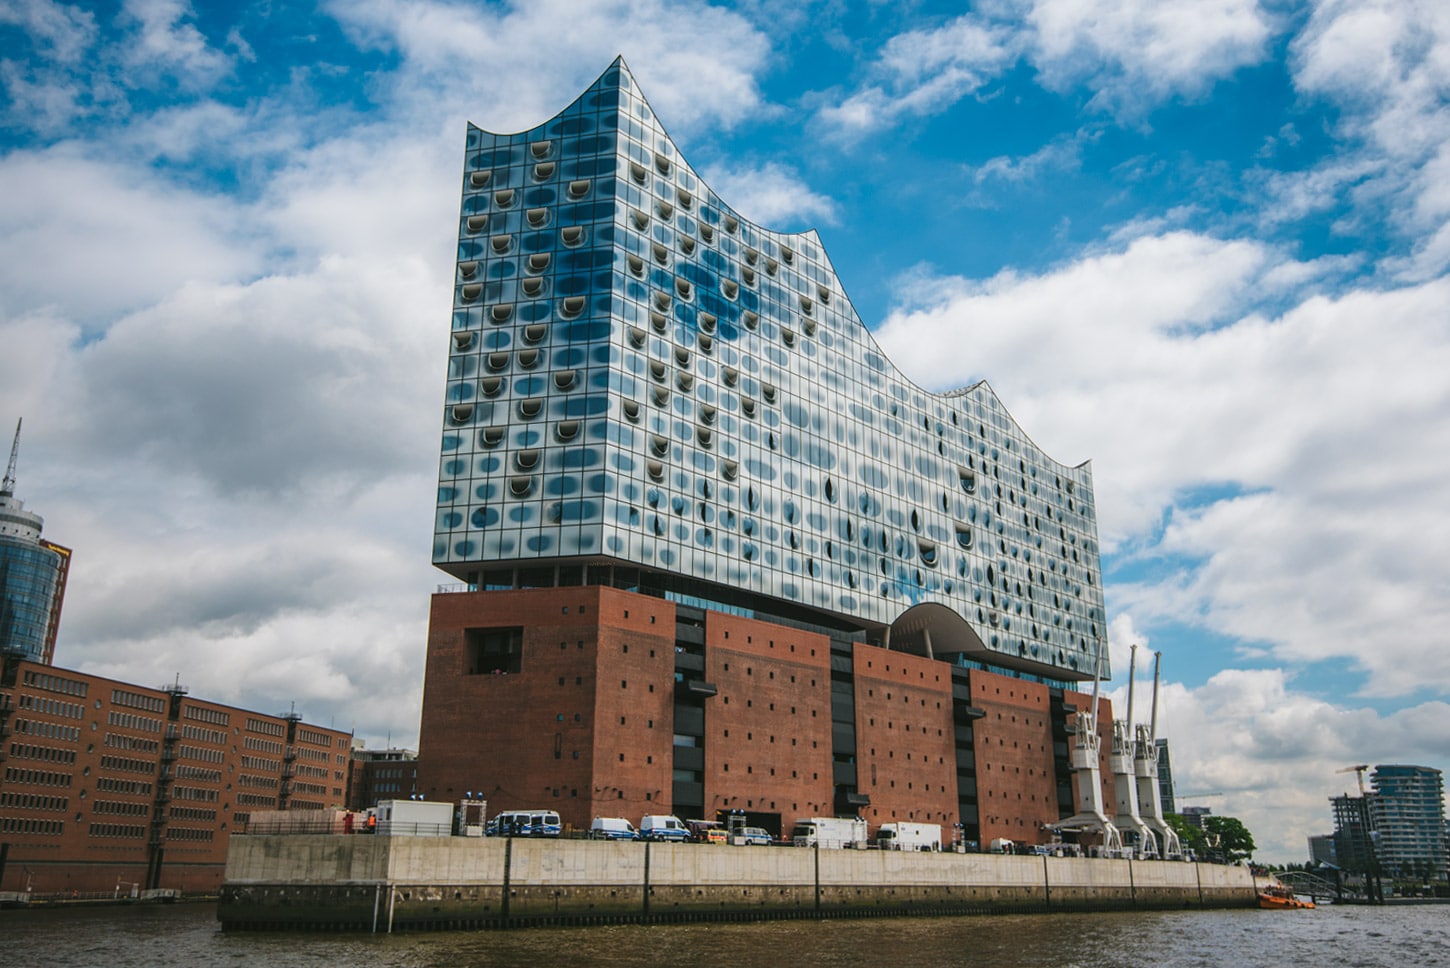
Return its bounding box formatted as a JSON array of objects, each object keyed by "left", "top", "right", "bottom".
[{"left": 367, "top": 813, "right": 377, "bottom": 833}]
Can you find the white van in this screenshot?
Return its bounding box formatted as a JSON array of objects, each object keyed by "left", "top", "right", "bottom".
[
  {"left": 639, "top": 814, "right": 690, "bottom": 841},
  {"left": 590, "top": 816, "right": 639, "bottom": 840}
]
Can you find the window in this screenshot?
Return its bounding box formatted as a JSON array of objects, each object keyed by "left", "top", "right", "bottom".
[{"left": 465, "top": 627, "right": 523, "bottom": 674}]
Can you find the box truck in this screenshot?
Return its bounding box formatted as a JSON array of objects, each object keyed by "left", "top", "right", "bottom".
[
  {"left": 876, "top": 821, "right": 942, "bottom": 851},
  {"left": 790, "top": 816, "right": 868, "bottom": 849}
]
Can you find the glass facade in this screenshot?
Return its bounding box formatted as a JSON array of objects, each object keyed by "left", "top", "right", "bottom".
[
  {"left": 433, "top": 60, "right": 1108, "bottom": 682},
  {"left": 0, "top": 536, "right": 61, "bottom": 662}
]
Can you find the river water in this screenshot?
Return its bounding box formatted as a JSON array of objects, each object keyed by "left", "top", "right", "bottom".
[{"left": 4, "top": 901, "right": 1445, "bottom": 967}]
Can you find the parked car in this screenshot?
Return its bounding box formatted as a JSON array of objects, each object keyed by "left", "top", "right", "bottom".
[
  {"left": 739, "top": 826, "right": 773, "bottom": 846},
  {"left": 590, "top": 817, "right": 639, "bottom": 840}
]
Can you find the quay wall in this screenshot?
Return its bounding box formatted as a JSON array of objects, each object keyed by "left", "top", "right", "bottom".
[{"left": 218, "top": 836, "right": 1256, "bottom": 931}]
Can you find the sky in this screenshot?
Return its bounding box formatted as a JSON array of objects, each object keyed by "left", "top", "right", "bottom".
[{"left": 1, "top": 0, "right": 1447, "bottom": 864}]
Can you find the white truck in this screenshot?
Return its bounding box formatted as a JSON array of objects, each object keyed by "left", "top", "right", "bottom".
[
  {"left": 373, "top": 799, "right": 454, "bottom": 836},
  {"left": 790, "top": 816, "right": 869, "bottom": 849},
  {"left": 876, "top": 821, "right": 942, "bottom": 851}
]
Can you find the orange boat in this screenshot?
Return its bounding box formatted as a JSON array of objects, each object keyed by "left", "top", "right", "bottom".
[{"left": 1258, "top": 884, "right": 1315, "bottom": 909}]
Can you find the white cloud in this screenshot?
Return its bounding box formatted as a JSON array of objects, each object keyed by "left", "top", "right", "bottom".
[
  {"left": 699, "top": 161, "right": 839, "bottom": 229},
  {"left": 0, "top": 0, "right": 97, "bottom": 64},
  {"left": 117, "top": 0, "right": 234, "bottom": 90}
]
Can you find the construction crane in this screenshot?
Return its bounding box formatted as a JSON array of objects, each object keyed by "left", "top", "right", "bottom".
[
  {"left": 1337, "top": 764, "right": 1369, "bottom": 795},
  {"left": 1, "top": 417, "right": 19, "bottom": 497},
  {"left": 1175, "top": 791, "right": 1222, "bottom": 800}
]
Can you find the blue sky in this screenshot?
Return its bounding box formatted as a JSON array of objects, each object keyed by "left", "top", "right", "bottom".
[{"left": 3, "top": 0, "right": 1448, "bottom": 862}]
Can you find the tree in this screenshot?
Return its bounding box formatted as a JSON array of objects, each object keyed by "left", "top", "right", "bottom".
[
  {"left": 1203, "top": 815, "right": 1257, "bottom": 863},
  {"left": 1165, "top": 814, "right": 1207, "bottom": 855}
]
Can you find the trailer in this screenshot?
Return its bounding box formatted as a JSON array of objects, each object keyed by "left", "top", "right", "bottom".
[
  {"left": 790, "top": 816, "right": 868, "bottom": 849},
  {"left": 876, "top": 821, "right": 941, "bottom": 851},
  {"left": 373, "top": 799, "right": 454, "bottom": 836}
]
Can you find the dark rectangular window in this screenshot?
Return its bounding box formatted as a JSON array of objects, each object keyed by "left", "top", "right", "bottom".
[{"left": 465, "top": 627, "right": 524, "bottom": 674}]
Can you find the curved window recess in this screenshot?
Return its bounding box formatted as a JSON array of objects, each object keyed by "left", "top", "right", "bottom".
[
  {"left": 698, "top": 312, "right": 717, "bottom": 333},
  {"left": 627, "top": 254, "right": 645, "bottom": 276},
  {"left": 553, "top": 369, "right": 577, "bottom": 391},
  {"left": 533, "top": 162, "right": 555, "bottom": 180},
  {"left": 724, "top": 215, "right": 739, "bottom": 234},
  {"left": 466, "top": 215, "right": 489, "bottom": 233},
  {"left": 458, "top": 260, "right": 479, "bottom": 278},
  {"left": 518, "top": 398, "right": 544, "bottom": 419},
  {"left": 486, "top": 351, "right": 509, "bottom": 370},
  {"left": 632, "top": 209, "right": 650, "bottom": 231},
  {"left": 491, "top": 304, "right": 514, "bottom": 323},
  {"left": 780, "top": 243, "right": 794, "bottom": 264},
  {"left": 453, "top": 331, "right": 476, "bottom": 351},
  {"left": 567, "top": 179, "right": 591, "bottom": 199},
  {"left": 955, "top": 524, "right": 973, "bottom": 549},
  {"left": 680, "top": 236, "right": 696, "bottom": 256},
  {"left": 516, "top": 348, "right": 539, "bottom": 369},
  {"left": 824, "top": 478, "right": 836, "bottom": 503},
  {"left": 646, "top": 459, "right": 665, "bottom": 481},
  {"left": 547, "top": 502, "right": 563, "bottom": 524},
  {"left": 722, "top": 366, "right": 739, "bottom": 386},
  {"left": 765, "top": 257, "right": 779, "bottom": 276},
  {"left": 675, "top": 278, "right": 692, "bottom": 300},
  {"left": 649, "top": 360, "right": 667, "bottom": 382},
  {"left": 650, "top": 434, "right": 670, "bottom": 457},
  {"left": 491, "top": 235, "right": 512, "bottom": 254},
  {"left": 654, "top": 153, "right": 671, "bottom": 175},
  {"left": 469, "top": 170, "right": 492, "bottom": 188},
  {"left": 509, "top": 475, "right": 535, "bottom": 497},
  {"left": 527, "top": 253, "right": 551, "bottom": 273},
  {"left": 744, "top": 247, "right": 759, "bottom": 265},
  {"left": 741, "top": 398, "right": 757, "bottom": 418},
  {"left": 527, "top": 208, "right": 549, "bottom": 228},
  {"left": 522, "top": 324, "right": 548, "bottom": 344},
  {"left": 481, "top": 426, "right": 505, "bottom": 447},
  {"left": 674, "top": 346, "right": 691, "bottom": 368},
  {"left": 494, "top": 189, "right": 515, "bottom": 208},
  {"left": 480, "top": 376, "right": 504, "bottom": 396},
  {"left": 697, "top": 426, "right": 713, "bottom": 448},
  {"left": 621, "top": 399, "right": 641, "bottom": 422},
  {"left": 803, "top": 317, "right": 817, "bottom": 337},
  {"left": 561, "top": 226, "right": 584, "bottom": 246},
  {"left": 653, "top": 291, "right": 672, "bottom": 311},
  {"left": 761, "top": 383, "right": 777, "bottom": 404},
  {"left": 817, "top": 283, "right": 831, "bottom": 304},
  {"left": 958, "top": 467, "right": 977, "bottom": 494},
  {"left": 721, "top": 280, "right": 738, "bottom": 299},
  {"left": 782, "top": 328, "right": 796, "bottom": 348},
  {"left": 700, "top": 223, "right": 715, "bottom": 243},
  {"left": 800, "top": 295, "right": 813, "bottom": 315},
  {"left": 677, "top": 188, "right": 693, "bottom": 209},
  {"left": 697, "top": 333, "right": 713, "bottom": 354},
  {"left": 742, "top": 267, "right": 756, "bottom": 286},
  {"left": 722, "top": 459, "right": 739, "bottom": 480},
  {"left": 652, "top": 386, "right": 671, "bottom": 407},
  {"left": 700, "top": 404, "right": 717, "bottom": 425},
  {"left": 521, "top": 277, "right": 544, "bottom": 296},
  {"left": 559, "top": 296, "right": 585, "bottom": 318},
  {"left": 656, "top": 200, "right": 674, "bottom": 220},
  {"left": 450, "top": 403, "right": 474, "bottom": 424},
  {"left": 627, "top": 326, "right": 647, "bottom": 348},
  {"left": 677, "top": 372, "right": 695, "bottom": 392},
  {"left": 530, "top": 140, "right": 552, "bottom": 159},
  {"left": 514, "top": 449, "right": 541, "bottom": 471},
  {"left": 743, "top": 311, "right": 759, "bottom": 330},
  {"left": 630, "top": 161, "right": 648, "bottom": 184},
  {"left": 910, "top": 508, "right": 922, "bottom": 532},
  {"left": 650, "top": 310, "right": 668, "bottom": 333},
  {"left": 652, "top": 242, "right": 670, "bottom": 264}
]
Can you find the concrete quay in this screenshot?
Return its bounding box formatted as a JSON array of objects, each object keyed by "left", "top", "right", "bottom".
[{"left": 217, "top": 835, "right": 1257, "bottom": 932}]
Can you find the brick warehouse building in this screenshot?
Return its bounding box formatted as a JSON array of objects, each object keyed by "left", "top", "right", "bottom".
[
  {"left": 0, "top": 653, "right": 351, "bottom": 894},
  {"left": 417, "top": 60, "right": 1119, "bottom": 847}
]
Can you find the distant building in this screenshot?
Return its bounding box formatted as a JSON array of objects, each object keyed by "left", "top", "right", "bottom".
[
  {"left": 348, "top": 745, "right": 419, "bottom": 810},
  {"left": 0, "top": 421, "right": 69, "bottom": 665},
  {"left": 1307, "top": 833, "right": 1337, "bottom": 867},
  {"left": 1155, "top": 738, "right": 1176, "bottom": 816},
  {"left": 1369, "top": 765, "right": 1446, "bottom": 880},
  {"left": 1179, "top": 805, "right": 1212, "bottom": 830},
  {"left": 0, "top": 653, "right": 351, "bottom": 894}
]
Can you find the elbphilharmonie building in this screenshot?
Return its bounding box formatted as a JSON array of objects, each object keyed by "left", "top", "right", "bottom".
[{"left": 420, "top": 61, "right": 1113, "bottom": 843}]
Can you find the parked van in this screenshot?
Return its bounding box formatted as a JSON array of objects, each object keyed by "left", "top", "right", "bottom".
[
  {"left": 590, "top": 817, "right": 639, "bottom": 840},
  {"left": 639, "top": 814, "right": 690, "bottom": 841},
  {"left": 487, "top": 810, "right": 562, "bottom": 837}
]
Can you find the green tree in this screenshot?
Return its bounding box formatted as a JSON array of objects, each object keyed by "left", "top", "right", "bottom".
[
  {"left": 1165, "top": 814, "right": 1207, "bottom": 855},
  {"left": 1203, "top": 815, "right": 1257, "bottom": 863}
]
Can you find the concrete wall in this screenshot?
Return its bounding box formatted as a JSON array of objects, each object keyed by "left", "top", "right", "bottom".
[{"left": 219, "top": 835, "right": 1256, "bottom": 931}]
